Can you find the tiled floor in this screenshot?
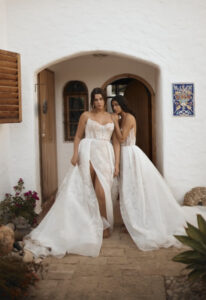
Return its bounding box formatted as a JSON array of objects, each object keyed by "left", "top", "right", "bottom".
[{"left": 28, "top": 226, "right": 185, "bottom": 300}]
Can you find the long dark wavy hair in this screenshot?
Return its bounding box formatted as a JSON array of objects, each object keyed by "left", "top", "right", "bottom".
[
  {"left": 90, "top": 87, "right": 107, "bottom": 108},
  {"left": 111, "top": 95, "right": 136, "bottom": 117}
]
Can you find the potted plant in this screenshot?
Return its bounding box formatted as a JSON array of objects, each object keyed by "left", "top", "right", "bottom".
[{"left": 0, "top": 179, "right": 39, "bottom": 240}]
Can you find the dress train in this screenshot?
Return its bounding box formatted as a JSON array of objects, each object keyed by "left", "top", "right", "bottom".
[
  {"left": 24, "top": 118, "right": 115, "bottom": 257},
  {"left": 120, "top": 128, "right": 206, "bottom": 251}
]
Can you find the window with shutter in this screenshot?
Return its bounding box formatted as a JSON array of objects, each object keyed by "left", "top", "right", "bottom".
[{"left": 0, "top": 49, "right": 22, "bottom": 123}]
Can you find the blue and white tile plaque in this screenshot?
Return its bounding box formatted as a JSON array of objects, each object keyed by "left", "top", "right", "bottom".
[{"left": 172, "top": 83, "right": 194, "bottom": 116}]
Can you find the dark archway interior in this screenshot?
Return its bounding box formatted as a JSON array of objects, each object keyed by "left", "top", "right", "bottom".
[{"left": 106, "top": 77, "right": 152, "bottom": 161}]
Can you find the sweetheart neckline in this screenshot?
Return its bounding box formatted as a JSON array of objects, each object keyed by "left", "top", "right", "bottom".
[{"left": 87, "top": 118, "right": 114, "bottom": 127}]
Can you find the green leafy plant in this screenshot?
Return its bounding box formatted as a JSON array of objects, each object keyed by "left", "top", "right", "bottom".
[
  {"left": 0, "top": 256, "right": 39, "bottom": 299},
  {"left": 172, "top": 214, "right": 206, "bottom": 282},
  {"left": 0, "top": 178, "right": 39, "bottom": 226}
]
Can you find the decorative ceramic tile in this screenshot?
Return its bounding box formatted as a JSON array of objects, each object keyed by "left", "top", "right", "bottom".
[{"left": 172, "top": 83, "right": 194, "bottom": 116}]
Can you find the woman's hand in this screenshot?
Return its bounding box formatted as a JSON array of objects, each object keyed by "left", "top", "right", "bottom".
[
  {"left": 114, "top": 165, "right": 119, "bottom": 177},
  {"left": 111, "top": 113, "right": 119, "bottom": 123},
  {"left": 71, "top": 154, "right": 79, "bottom": 166}
]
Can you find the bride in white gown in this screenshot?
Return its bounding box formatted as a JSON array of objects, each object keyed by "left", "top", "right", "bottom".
[
  {"left": 111, "top": 95, "right": 206, "bottom": 251},
  {"left": 24, "top": 88, "right": 120, "bottom": 257}
]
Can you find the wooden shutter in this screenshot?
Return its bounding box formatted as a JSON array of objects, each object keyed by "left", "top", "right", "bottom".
[{"left": 0, "top": 49, "right": 22, "bottom": 123}]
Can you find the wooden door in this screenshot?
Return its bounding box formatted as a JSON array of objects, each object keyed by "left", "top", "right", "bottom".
[
  {"left": 125, "top": 80, "right": 152, "bottom": 160},
  {"left": 38, "top": 69, "right": 58, "bottom": 202}
]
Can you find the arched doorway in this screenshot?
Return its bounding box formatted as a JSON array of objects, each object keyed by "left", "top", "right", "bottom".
[
  {"left": 102, "top": 74, "right": 156, "bottom": 163},
  {"left": 37, "top": 54, "right": 158, "bottom": 204}
]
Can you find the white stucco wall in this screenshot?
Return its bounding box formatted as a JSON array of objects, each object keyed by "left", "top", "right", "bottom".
[
  {"left": 1, "top": 0, "right": 206, "bottom": 202},
  {"left": 0, "top": 0, "right": 12, "bottom": 200},
  {"left": 0, "top": 0, "right": 7, "bottom": 48},
  {"left": 50, "top": 54, "right": 156, "bottom": 184}
]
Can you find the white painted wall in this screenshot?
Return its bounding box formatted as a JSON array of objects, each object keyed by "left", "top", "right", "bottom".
[
  {"left": 1, "top": 0, "right": 205, "bottom": 202},
  {"left": 0, "top": 0, "right": 12, "bottom": 200},
  {"left": 50, "top": 54, "right": 156, "bottom": 184},
  {"left": 0, "top": 0, "right": 7, "bottom": 48}
]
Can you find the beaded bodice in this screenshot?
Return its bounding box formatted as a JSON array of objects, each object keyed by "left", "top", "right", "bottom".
[
  {"left": 121, "top": 127, "right": 136, "bottom": 146},
  {"left": 85, "top": 118, "right": 114, "bottom": 141}
]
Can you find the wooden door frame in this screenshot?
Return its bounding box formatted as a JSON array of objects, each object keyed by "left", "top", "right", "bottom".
[
  {"left": 38, "top": 68, "right": 58, "bottom": 202},
  {"left": 101, "top": 73, "right": 156, "bottom": 164}
]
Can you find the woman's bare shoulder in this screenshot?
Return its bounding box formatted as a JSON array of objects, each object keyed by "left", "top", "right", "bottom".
[
  {"left": 126, "top": 113, "right": 135, "bottom": 123},
  {"left": 79, "top": 111, "right": 90, "bottom": 122},
  {"left": 82, "top": 111, "right": 90, "bottom": 116}
]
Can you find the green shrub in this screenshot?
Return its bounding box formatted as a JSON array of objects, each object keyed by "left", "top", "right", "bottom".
[{"left": 172, "top": 214, "right": 206, "bottom": 282}]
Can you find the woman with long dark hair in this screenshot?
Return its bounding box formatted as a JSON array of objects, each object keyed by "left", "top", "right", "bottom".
[
  {"left": 111, "top": 95, "right": 206, "bottom": 251},
  {"left": 24, "top": 88, "right": 120, "bottom": 257}
]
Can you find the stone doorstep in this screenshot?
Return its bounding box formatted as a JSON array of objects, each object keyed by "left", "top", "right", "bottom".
[
  {"left": 106, "top": 256, "right": 128, "bottom": 264},
  {"left": 44, "top": 254, "right": 184, "bottom": 278},
  {"left": 125, "top": 248, "right": 154, "bottom": 258},
  {"left": 48, "top": 256, "right": 108, "bottom": 266},
  {"left": 100, "top": 247, "right": 125, "bottom": 257},
  {"left": 46, "top": 264, "right": 124, "bottom": 279},
  {"left": 78, "top": 256, "right": 107, "bottom": 265},
  {"left": 43, "top": 247, "right": 184, "bottom": 263},
  {"left": 102, "top": 238, "right": 136, "bottom": 249},
  {"left": 43, "top": 246, "right": 183, "bottom": 259},
  {"left": 72, "top": 264, "right": 123, "bottom": 278},
  {"left": 71, "top": 262, "right": 183, "bottom": 279}
]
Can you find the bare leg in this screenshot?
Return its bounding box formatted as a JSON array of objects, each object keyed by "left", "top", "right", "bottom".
[
  {"left": 90, "top": 161, "right": 95, "bottom": 185},
  {"left": 90, "top": 162, "right": 110, "bottom": 238},
  {"left": 94, "top": 176, "right": 107, "bottom": 218}
]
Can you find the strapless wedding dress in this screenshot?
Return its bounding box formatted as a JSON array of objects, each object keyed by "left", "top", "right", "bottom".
[
  {"left": 24, "top": 118, "right": 115, "bottom": 257},
  {"left": 120, "top": 128, "right": 206, "bottom": 251}
]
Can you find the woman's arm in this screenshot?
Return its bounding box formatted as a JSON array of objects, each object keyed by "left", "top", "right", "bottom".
[
  {"left": 71, "top": 112, "right": 88, "bottom": 166},
  {"left": 112, "top": 131, "right": 120, "bottom": 177},
  {"left": 112, "top": 114, "right": 133, "bottom": 143}
]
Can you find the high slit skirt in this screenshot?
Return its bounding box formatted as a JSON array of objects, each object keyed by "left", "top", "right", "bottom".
[{"left": 24, "top": 137, "right": 115, "bottom": 257}]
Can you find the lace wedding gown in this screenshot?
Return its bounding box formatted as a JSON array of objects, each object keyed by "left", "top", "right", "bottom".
[
  {"left": 120, "top": 128, "right": 206, "bottom": 251},
  {"left": 24, "top": 118, "right": 115, "bottom": 257}
]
